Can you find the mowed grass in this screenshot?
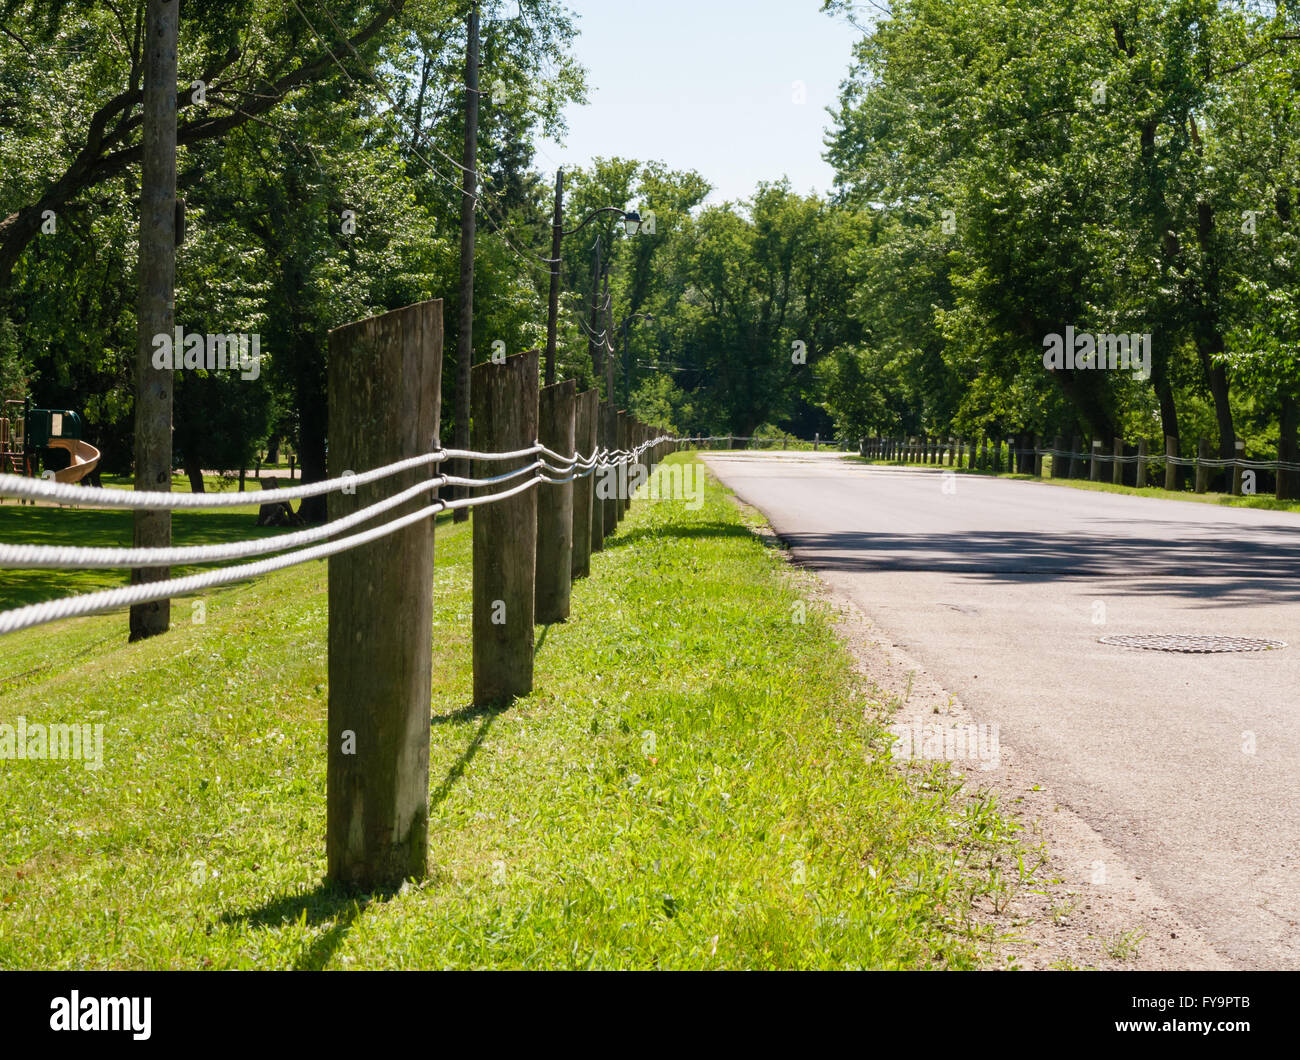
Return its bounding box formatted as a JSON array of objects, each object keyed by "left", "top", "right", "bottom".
[{"left": 0, "top": 454, "right": 1018, "bottom": 969}]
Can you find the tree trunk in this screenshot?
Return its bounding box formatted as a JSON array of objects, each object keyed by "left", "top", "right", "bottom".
[
  {"left": 297, "top": 403, "right": 328, "bottom": 524},
  {"left": 183, "top": 455, "right": 205, "bottom": 494}
]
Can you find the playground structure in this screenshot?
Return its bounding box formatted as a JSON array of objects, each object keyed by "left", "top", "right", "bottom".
[{"left": 1, "top": 400, "right": 101, "bottom": 487}]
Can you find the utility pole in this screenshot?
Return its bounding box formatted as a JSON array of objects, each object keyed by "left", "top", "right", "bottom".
[
  {"left": 602, "top": 266, "right": 615, "bottom": 411},
  {"left": 129, "top": 0, "right": 178, "bottom": 642},
  {"left": 453, "top": 0, "right": 480, "bottom": 525},
  {"left": 622, "top": 319, "right": 631, "bottom": 410},
  {"left": 545, "top": 168, "right": 563, "bottom": 387},
  {"left": 588, "top": 235, "right": 603, "bottom": 382}
]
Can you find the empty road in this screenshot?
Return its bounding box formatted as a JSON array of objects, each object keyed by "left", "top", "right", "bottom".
[{"left": 703, "top": 451, "right": 1300, "bottom": 969}]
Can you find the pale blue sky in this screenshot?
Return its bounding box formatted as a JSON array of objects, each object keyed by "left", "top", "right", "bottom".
[{"left": 534, "top": 0, "right": 867, "bottom": 205}]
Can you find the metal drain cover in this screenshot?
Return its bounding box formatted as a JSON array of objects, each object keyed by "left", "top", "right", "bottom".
[{"left": 1099, "top": 634, "right": 1287, "bottom": 654}]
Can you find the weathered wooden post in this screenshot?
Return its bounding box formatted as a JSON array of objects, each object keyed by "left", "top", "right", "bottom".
[
  {"left": 1112, "top": 437, "right": 1124, "bottom": 485},
  {"left": 327, "top": 298, "right": 442, "bottom": 890},
  {"left": 1278, "top": 439, "right": 1296, "bottom": 501},
  {"left": 472, "top": 349, "right": 539, "bottom": 706},
  {"left": 1136, "top": 438, "right": 1149, "bottom": 488},
  {"left": 536, "top": 379, "right": 576, "bottom": 624},
  {"left": 573, "top": 389, "right": 599, "bottom": 573},
  {"left": 1164, "top": 435, "right": 1178, "bottom": 491},
  {"left": 1232, "top": 439, "right": 1245, "bottom": 496},
  {"left": 1089, "top": 439, "right": 1102, "bottom": 481},
  {"left": 1195, "top": 436, "right": 1210, "bottom": 494},
  {"left": 601, "top": 402, "right": 619, "bottom": 538},
  {"left": 618, "top": 412, "right": 631, "bottom": 516}
]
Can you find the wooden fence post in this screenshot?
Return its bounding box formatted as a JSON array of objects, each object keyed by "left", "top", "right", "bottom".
[
  {"left": 1089, "top": 440, "right": 1102, "bottom": 481},
  {"left": 1195, "top": 436, "right": 1210, "bottom": 494},
  {"left": 1278, "top": 440, "right": 1296, "bottom": 501},
  {"left": 573, "top": 389, "right": 599, "bottom": 574},
  {"left": 618, "top": 412, "right": 631, "bottom": 516},
  {"left": 472, "top": 349, "right": 539, "bottom": 706},
  {"left": 601, "top": 402, "right": 619, "bottom": 539},
  {"left": 536, "top": 379, "right": 576, "bottom": 624},
  {"left": 1164, "top": 435, "right": 1178, "bottom": 491},
  {"left": 1136, "top": 438, "right": 1149, "bottom": 488},
  {"left": 1112, "top": 437, "right": 1124, "bottom": 485},
  {"left": 1232, "top": 439, "right": 1245, "bottom": 496},
  {"left": 327, "top": 298, "right": 442, "bottom": 890}
]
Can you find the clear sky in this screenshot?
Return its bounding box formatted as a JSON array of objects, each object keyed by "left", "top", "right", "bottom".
[{"left": 534, "top": 0, "right": 866, "bottom": 206}]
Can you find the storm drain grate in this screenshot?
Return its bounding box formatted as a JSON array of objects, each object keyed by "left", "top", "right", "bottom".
[{"left": 1098, "top": 634, "right": 1287, "bottom": 654}]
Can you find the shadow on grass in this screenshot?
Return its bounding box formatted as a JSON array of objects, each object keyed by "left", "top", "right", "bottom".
[
  {"left": 429, "top": 711, "right": 499, "bottom": 813},
  {"left": 220, "top": 880, "right": 395, "bottom": 971}
]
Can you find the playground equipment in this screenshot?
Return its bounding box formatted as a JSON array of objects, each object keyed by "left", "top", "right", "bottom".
[{"left": 1, "top": 400, "right": 101, "bottom": 485}]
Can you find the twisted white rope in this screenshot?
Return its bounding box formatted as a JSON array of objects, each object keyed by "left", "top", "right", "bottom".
[
  {"left": 0, "top": 451, "right": 448, "bottom": 509},
  {"left": 0, "top": 477, "right": 446, "bottom": 569},
  {"left": 0, "top": 435, "right": 679, "bottom": 633}
]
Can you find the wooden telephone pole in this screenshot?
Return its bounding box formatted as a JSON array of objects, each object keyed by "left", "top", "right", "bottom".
[
  {"left": 130, "top": 0, "right": 178, "bottom": 641},
  {"left": 453, "top": 1, "right": 480, "bottom": 524},
  {"left": 545, "top": 169, "right": 564, "bottom": 387}
]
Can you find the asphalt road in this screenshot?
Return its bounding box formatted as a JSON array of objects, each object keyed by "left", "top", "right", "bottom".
[{"left": 702, "top": 451, "right": 1300, "bottom": 969}]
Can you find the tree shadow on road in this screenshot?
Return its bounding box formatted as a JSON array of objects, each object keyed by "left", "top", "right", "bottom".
[{"left": 777, "top": 524, "right": 1300, "bottom": 607}]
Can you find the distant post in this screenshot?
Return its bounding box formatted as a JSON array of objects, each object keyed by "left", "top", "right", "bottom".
[
  {"left": 1195, "top": 436, "right": 1210, "bottom": 494},
  {"left": 618, "top": 412, "right": 631, "bottom": 516},
  {"left": 572, "top": 389, "right": 599, "bottom": 575},
  {"left": 1112, "top": 437, "right": 1124, "bottom": 485},
  {"left": 472, "top": 350, "right": 539, "bottom": 706},
  {"left": 327, "top": 299, "right": 443, "bottom": 890},
  {"left": 1136, "top": 439, "right": 1149, "bottom": 488},
  {"left": 601, "top": 401, "right": 619, "bottom": 539},
  {"left": 1164, "top": 435, "right": 1178, "bottom": 491},
  {"left": 536, "top": 379, "right": 576, "bottom": 624}
]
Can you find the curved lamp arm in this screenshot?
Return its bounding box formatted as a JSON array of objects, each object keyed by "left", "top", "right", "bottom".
[{"left": 563, "top": 207, "right": 640, "bottom": 238}]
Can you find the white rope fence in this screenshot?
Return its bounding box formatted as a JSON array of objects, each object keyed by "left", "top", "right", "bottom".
[{"left": 0, "top": 436, "right": 673, "bottom": 636}]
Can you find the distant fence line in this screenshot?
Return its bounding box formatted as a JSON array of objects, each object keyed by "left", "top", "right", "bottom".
[{"left": 857, "top": 433, "right": 1300, "bottom": 500}]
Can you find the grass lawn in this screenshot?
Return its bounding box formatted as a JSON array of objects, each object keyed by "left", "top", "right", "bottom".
[
  {"left": 848, "top": 455, "right": 1300, "bottom": 515},
  {"left": 0, "top": 454, "right": 1021, "bottom": 969}
]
